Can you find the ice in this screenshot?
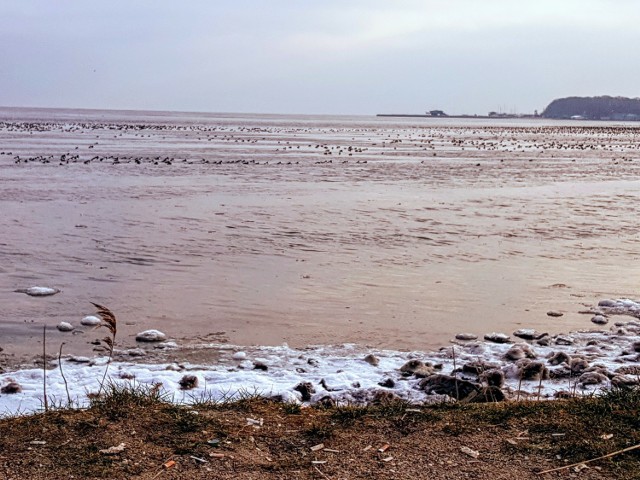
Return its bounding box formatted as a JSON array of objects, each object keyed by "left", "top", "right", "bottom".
[{"left": 1, "top": 323, "right": 639, "bottom": 417}]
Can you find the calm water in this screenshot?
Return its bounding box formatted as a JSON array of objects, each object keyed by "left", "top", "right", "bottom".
[{"left": 1, "top": 107, "right": 640, "bottom": 362}]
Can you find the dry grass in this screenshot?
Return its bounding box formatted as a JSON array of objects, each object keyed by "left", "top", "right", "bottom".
[
  {"left": 0, "top": 385, "right": 638, "bottom": 479},
  {"left": 90, "top": 302, "right": 117, "bottom": 395}
]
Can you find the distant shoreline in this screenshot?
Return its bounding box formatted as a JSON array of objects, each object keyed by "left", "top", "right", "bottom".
[{"left": 377, "top": 113, "right": 538, "bottom": 119}]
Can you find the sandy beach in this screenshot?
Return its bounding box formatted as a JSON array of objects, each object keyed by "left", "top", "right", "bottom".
[{"left": 1, "top": 108, "right": 640, "bottom": 367}]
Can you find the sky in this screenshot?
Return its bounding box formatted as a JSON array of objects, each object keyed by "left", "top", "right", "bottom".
[{"left": 1, "top": 0, "right": 639, "bottom": 116}]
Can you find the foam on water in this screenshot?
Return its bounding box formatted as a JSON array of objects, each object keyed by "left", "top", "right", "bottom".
[{"left": 1, "top": 299, "right": 638, "bottom": 417}]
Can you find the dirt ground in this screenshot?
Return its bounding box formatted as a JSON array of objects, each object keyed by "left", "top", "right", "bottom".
[{"left": 0, "top": 386, "right": 638, "bottom": 480}]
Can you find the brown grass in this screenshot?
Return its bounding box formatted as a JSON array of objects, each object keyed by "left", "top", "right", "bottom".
[{"left": 0, "top": 385, "right": 638, "bottom": 479}]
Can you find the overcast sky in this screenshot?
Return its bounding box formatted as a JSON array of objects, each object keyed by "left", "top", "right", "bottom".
[{"left": 1, "top": 1, "right": 639, "bottom": 115}]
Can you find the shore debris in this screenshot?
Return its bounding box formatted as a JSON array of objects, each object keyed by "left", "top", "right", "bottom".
[
  {"left": 246, "top": 417, "right": 264, "bottom": 427},
  {"left": 536, "top": 443, "right": 640, "bottom": 475},
  {"left": 460, "top": 446, "right": 480, "bottom": 458},
  {"left": 99, "top": 443, "right": 126, "bottom": 455}
]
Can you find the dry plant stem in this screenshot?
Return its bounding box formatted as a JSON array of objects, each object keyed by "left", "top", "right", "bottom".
[
  {"left": 42, "top": 325, "right": 48, "bottom": 412},
  {"left": 313, "top": 465, "right": 331, "bottom": 480},
  {"left": 537, "top": 374, "right": 543, "bottom": 401},
  {"left": 451, "top": 346, "right": 459, "bottom": 400},
  {"left": 91, "top": 302, "right": 117, "bottom": 396},
  {"left": 537, "top": 443, "right": 640, "bottom": 475},
  {"left": 58, "top": 342, "right": 71, "bottom": 406}
]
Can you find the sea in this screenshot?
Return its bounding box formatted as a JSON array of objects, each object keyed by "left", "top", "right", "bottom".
[{"left": 1, "top": 107, "right": 640, "bottom": 362}]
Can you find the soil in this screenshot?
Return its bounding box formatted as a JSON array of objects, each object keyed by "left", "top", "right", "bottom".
[{"left": 0, "top": 388, "right": 638, "bottom": 480}]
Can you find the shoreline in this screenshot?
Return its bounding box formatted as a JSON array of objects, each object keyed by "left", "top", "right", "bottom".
[{"left": 1, "top": 297, "right": 638, "bottom": 417}]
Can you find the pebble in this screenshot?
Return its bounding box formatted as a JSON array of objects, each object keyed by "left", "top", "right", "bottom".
[
  {"left": 420, "top": 374, "right": 481, "bottom": 401},
  {"left": 135, "top": 330, "right": 167, "bottom": 342},
  {"left": 232, "top": 351, "right": 247, "bottom": 360},
  {"left": 400, "top": 360, "right": 431, "bottom": 376},
  {"left": 363, "top": 354, "right": 380, "bottom": 366},
  {"left": 483, "top": 332, "right": 510, "bottom": 344},
  {"left": 598, "top": 299, "right": 618, "bottom": 307},
  {"left": 579, "top": 372, "right": 607, "bottom": 385},
  {"left": 505, "top": 346, "right": 526, "bottom": 361},
  {"left": 80, "top": 315, "right": 102, "bottom": 326},
  {"left": 513, "top": 329, "right": 547, "bottom": 340},
  {"left": 253, "top": 361, "right": 268, "bottom": 371},
  {"left": 591, "top": 315, "right": 608, "bottom": 325},
  {"left": 294, "top": 381, "right": 315, "bottom": 401},
  {"left": 517, "top": 360, "right": 549, "bottom": 381},
  {"left": 378, "top": 378, "right": 395, "bottom": 388},
  {"left": 547, "top": 351, "right": 570, "bottom": 366},
  {"left": 1, "top": 382, "right": 22, "bottom": 394},
  {"left": 555, "top": 335, "right": 574, "bottom": 345},
  {"left": 455, "top": 333, "right": 478, "bottom": 341},
  {"left": 56, "top": 322, "right": 74, "bottom": 332},
  {"left": 68, "top": 356, "right": 91, "bottom": 363},
  {"left": 126, "top": 348, "right": 146, "bottom": 357},
  {"left": 569, "top": 358, "right": 589, "bottom": 374},
  {"left": 179, "top": 374, "right": 199, "bottom": 390},
  {"left": 480, "top": 369, "right": 505, "bottom": 388},
  {"left": 547, "top": 310, "right": 563, "bottom": 317}
]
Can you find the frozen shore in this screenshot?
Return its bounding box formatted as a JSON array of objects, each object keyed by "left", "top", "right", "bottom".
[{"left": 1, "top": 298, "right": 638, "bottom": 416}]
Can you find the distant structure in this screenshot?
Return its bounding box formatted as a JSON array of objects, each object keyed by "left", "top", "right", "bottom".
[
  {"left": 542, "top": 96, "right": 640, "bottom": 120},
  {"left": 427, "top": 110, "right": 447, "bottom": 117},
  {"left": 488, "top": 111, "right": 513, "bottom": 118}
]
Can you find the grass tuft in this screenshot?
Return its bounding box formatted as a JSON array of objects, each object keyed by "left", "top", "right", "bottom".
[{"left": 89, "top": 380, "right": 169, "bottom": 419}]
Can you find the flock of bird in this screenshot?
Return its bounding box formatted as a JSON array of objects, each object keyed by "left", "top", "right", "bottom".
[{"left": 1, "top": 120, "right": 639, "bottom": 168}]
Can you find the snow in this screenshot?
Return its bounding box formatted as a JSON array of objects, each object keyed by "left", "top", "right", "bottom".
[
  {"left": 2, "top": 298, "right": 639, "bottom": 417},
  {"left": 80, "top": 315, "right": 102, "bottom": 326},
  {"left": 14, "top": 286, "right": 61, "bottom": 297},
  {"left": 1, "top": 317, "right": 639, "bottom": 417},
  {"left": 135, "top": 330, "right": 167, "bottom": 342}
]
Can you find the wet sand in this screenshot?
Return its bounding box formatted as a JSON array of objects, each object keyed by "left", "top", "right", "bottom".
[{"left": 1, "top": 107, "right": 640, "bottom": 365}]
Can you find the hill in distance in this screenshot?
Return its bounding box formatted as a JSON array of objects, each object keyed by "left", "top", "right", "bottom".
[{"left": 542, "top": 96, "right": 640, "bottom": 120}]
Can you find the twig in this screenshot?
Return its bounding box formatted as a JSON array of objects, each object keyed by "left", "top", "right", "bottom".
[
  {"left": 313, "top": 464, "right": 331, "bottom": 480},
  {"left": 58, "top": 342, "right": 71, "bottom": 406},
  {"left": 536, "top": 443, "right": 640, "bottom": 475},
  {"left": 42, "top": 325, "right": 48, "bottom": 412}
]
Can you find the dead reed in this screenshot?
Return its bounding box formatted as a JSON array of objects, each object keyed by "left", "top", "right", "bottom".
[{"left": 90, "top": 302, "right": 117, "bottom": 395}]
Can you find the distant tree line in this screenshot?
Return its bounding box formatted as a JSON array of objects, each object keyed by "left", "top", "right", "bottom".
[{"left": 542, "top": 96, "right": 640, "bottom": 120}]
